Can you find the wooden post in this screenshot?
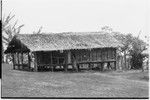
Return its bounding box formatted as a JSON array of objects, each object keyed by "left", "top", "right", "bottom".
[
  {"left": 64, "top": 52, "right": 67, "bottom": 72},
  {"left": 101, "top": 62, "right": 104, "bottom": 71},
  {"left": 107, "top": 62, "right": 110, "bottom": 69},
  {"left": 65, "top": 51, "right": 71, "bottom": 72},
  {"left": 115, "top": 49, "right": 117, "bottom": 70},
  {"left": 114, "top": 61, "right": 116, "bottom": 70},
  {"left": 64, "top": 64, "right": 67, "bottom": 72},
  {"left": 12, "top": 53, "right": 15, "bottom": 69},
  {"left": 28, "top": 52, "right": 31, "bottom": 70},
  {"left": 17, "top": 53, "right": 20, "bottom": 69},
  {"left": 34, "top": 52, "right": 38, "bottom": 72},
  {"left": 50, "top": 52, "right": 53, "bottom": 72},
  {"left": 72, "top": 53, "right": 78, "bottom": 72},
  {"left": 88, "top": 63, "right": 91, "bottom": 70},
  {"left": 77, "top": 64, "right": 80, "bottom": 71},
  {"left": 21, "top": 52, "right": 23, "bottom": 70},
  {"left": 52, "top": 65, "right": 54, "bottom": 72}
]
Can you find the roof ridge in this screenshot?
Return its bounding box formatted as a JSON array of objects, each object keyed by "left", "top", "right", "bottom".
[{"left": 16, "top": 31, "right": 108, "bottom": 36}]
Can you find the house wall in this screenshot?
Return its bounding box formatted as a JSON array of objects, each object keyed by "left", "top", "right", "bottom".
[
  {"left": 33, "top": 48, "right": 117, "bottom": 71},
  {"left": 35, "top": 51, "right": 66, "bottom": 66},
  {"left": 73, "top": 48, "right": 116, "bottom": 64}
]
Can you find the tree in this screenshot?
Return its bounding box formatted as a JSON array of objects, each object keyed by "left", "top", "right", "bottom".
[
  {"left": 101, "top": 26, "right": 113, "bottom": 33},
  {"left": 113, "top": 32, "right": 134, "bottom": 69},
  {"left": 33, "top": 26, "right": 43, "bottom": 34},
  {"left": 129, "top": 36, "right": 147, "bottom": 70},
  {"left": 2, "top": 13, "right": 24, "bottom": 63},
  {"left": 113, "top": 31, "right": 147, "bottom": 70}
]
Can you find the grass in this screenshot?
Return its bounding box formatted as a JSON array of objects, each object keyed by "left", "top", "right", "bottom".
[{"left": 1, "top": 63, "right": 149, "bottom": 98}]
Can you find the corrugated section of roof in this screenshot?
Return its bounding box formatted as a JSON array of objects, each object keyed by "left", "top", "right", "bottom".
[{"left": 16, "top": 32, "right": 123, "bottom": 51}]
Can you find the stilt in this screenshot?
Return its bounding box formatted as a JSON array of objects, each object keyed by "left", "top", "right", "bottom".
[
  {"left": 17, "top": 53, "right": 20, "bottom": 70},
  {"left": 64, "top": 64, "right": 68, "bottom": 72},
  {"left": 34, "top": 52, "right": 38, "bottom": 72},
  {"left": 21, "top": 52, "right": 23, "bottom": 70},
  {"left": 11, "top": 54, "right": 15, "bottom": 69},
  {"left": 28, "top": 52, "right": 31, "bottom": 70},
  {"left": 88, "top": 63, "right": 92, "bottom": 70},
  {"left": 107, "top": 62, "right": 110, "bottom": 69},
  {"left": 52, "top": 66, "right": 54, "bottom": 72},
  {"left": 100, "top": 62, "right": 104, "bottom": 71},
  {"left": 114, "top": 61, "right": 116, "bottom": 70},
  {"left": 77, "top": 64, "right": 80, "bottom": 71}
]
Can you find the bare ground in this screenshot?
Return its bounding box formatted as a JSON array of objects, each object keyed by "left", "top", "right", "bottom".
[{"left": 1, "top": 63, "right": 149, "bottom": 97}]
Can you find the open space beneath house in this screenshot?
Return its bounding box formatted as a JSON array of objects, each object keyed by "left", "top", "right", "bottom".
[{"left": 2, "top": 63, "right": 149, "bottom": 98}]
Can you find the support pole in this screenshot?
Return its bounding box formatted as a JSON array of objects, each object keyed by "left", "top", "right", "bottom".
[
  {"left": 72, "top": 53, "right": 78, "bottom": 72},
  {"left": 115, "top": 49, "right": 117, "bottom": 70},
  {"left": 88, "top": 63, "right": 91, "bottom": 70},
  {"left": 101, "top": 62, "right": 104, "bottom": 71},
  {"left": 51, "top": 52, "right": 53, "bottom": 72},
  {"left": 28, "top": 52, "right": 31, "bottom": 70},
  {"left": 17, "top": 53, "right": 20, "bottom": 69},
  {"left": 64, "top": 52, "right": 68, "bottom": 72},
  {"left": 114, "top": 61, "right": 116, "bottom": 70},
  {"left": 107, "top": 62, "right": 110, "bottom": 70},
  {"left": 12, "top": 53, "right": 15, "bottom": 69},
  {"left": 34, "top": 52, "right": 38, "bottom": 72},
  {"left": 52, "top": 66, "right": 54, "bottom": 72},
  {"left": 21, "top": 52, "right": 23, "bottom": 70}
]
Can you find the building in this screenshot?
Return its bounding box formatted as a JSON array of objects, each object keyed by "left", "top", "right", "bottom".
[{"left": 4, "top": 32, "right": 122, "bottom": 72}]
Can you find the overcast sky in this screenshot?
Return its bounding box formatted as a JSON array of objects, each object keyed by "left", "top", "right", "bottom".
[{"left": 2, "top": 0, "right": 149, "bottom": 42}]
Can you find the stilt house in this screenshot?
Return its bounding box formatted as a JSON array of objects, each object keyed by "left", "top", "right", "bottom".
[{"left": 4, "top": 32, "right": 122, "bottom": 72}]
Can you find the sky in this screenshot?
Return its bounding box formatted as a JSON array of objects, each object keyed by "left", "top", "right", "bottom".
[{"left": 2, "top": 0, "right": 150, "bottom": 42}]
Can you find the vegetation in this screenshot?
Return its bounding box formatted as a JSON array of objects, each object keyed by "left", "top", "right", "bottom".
[
  {"left": 101, "top": 26, "right": 148, "bottom": 70},
  {"left": 2, "top": 13, "right": 24, "bottom": 63}
]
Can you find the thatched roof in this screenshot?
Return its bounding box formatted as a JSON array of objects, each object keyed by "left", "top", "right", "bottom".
[{"left": 5, "top": 32, "right": 123, "bottom": 53}]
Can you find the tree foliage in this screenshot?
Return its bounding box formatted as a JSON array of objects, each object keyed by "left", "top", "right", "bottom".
[
  {"left": 33, "top": 26, "right": 43, "bottom": 34},
  {"left": 112, "top": 31, "right": 147, "bottom": 69},
  {"left": 101, "top": 26, "right": 147, "bottom": 70},
  {"left": 2, "top": 13, "right": 24, "bottom": 63}
]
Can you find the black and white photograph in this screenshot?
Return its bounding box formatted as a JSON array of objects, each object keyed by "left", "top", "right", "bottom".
[{"left": 1, "top": 0, "right": 149, "bottom": 98}]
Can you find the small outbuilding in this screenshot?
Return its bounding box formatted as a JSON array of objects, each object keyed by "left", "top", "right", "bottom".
[{"left": 4, "top": 32, "right": 122, "bottom": 72}]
